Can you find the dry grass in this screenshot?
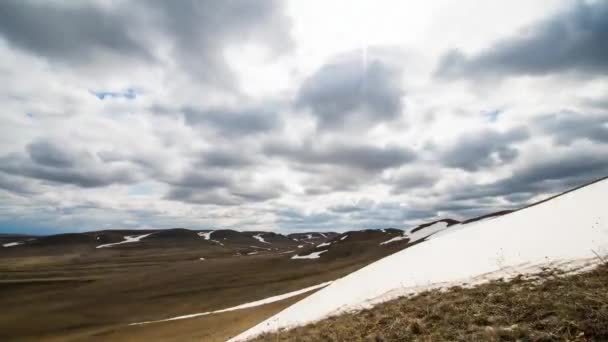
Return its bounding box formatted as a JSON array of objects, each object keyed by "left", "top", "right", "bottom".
[{"left": 255, "top": 263, "right": 608, "bottom": 341}]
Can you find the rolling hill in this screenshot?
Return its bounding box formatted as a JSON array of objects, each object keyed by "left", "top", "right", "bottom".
[{"left": 230, "top": 177, "right": 608, "bottom": 341}]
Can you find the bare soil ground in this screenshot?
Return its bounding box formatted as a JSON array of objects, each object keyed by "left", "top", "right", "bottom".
[{"left": 0, "top": 230, "right": 405, "bottom": 341}]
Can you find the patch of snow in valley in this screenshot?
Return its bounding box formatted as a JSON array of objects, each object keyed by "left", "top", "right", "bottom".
[
  {"left": 130, "top": 281, "right": 333, "bottom": 326},
  {"left": 230, "top": 178, "right": 608, "bottom": 341},
  {"left": 297, "top": 245, "right": 304, "bottom": 248},
  {"left": 316, "top": 242, "right": 331, "bottom": 248},
  {"left": 96, "top": 233, "right": 153, "bottom": 248},
  {"left": 291, "top": 250, "right": 328, "bottom": 260},
  {"left": 253, "top": 234, "right": 270, "bottom": 244},
  {"left": 199, "top": 257, "right": 205, "bottom": 261},
  {"left": 198, "top": 230, "right": 215, "bottom": 240},
  {"left": 340, "top": 235, "right": 348, "bottom": 241},
  {"left": 2, "top": 241, "right": 23, "bottom": 247}
]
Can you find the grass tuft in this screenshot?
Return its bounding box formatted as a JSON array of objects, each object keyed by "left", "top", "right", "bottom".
[{"left": 253, "top": 263, "right": 608, "bottom": 341}]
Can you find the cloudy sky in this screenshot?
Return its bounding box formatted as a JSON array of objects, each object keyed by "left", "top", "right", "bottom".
[{"left": 1, "top": 0, "right": 607, "bottom": 234}]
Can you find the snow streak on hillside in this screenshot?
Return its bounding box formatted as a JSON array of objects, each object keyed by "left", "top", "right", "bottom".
[
  {"left": 130, "top": 281, "right": 332, "bottom": 326},
  {"left": 230, "top": 178, "right": 608, "bottom": 341},
  {"left": 380, "top": 221, "right": 450, "bottom": 245},
  {"left": 96, "top": 233, "right": 153, "bottom": 248}
]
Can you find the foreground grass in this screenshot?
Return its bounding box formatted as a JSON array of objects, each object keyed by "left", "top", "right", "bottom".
[{"left": 255, "top": 263, "right": 608, "bottom": 341}]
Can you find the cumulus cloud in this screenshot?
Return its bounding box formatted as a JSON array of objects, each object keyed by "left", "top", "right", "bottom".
[
  {"left": 448, "top": 148, "right": 608, "bottom": 204},
  {"left": 0, "top": 139, "right": 140, "bottom": 188},
  {"left": 0, "top": 0, "right": 153, "bottom": 64},
  {"left": 436, "top": 1, "right": 608, "bottom": 79},
  {"left": 0, "top": 0, "right": 291, "bottom": 90},
  {"left": 297, "top": 54, "right": 404, "bottom": 130},
  {"left": 264, "top": 140, "right": 416, "bottom": 172},
  {"left": 0, "top": 1, "right": 607, "bottom": 234},
  {"left": 388, "top": 167, "right": 441, "bottom": 194},
  {"left": 534, "top": 111, "right": 608, "bottom": 145},
  {"left": 146, "top": 0, "right": 292, "bottom": 87},
  {"left": 182, "top": 105, "right": 280, "bottom": 136},
  {"left": 440, "top": 127, "right": 529, "bottom": 171},
  {"left": 164, "top": 169, "right": 283, "bottom": 206}
]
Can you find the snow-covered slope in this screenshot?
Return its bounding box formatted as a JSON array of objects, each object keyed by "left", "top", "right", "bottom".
[{"left": 230, "top": 178, "right": 608, "bottom": 341}]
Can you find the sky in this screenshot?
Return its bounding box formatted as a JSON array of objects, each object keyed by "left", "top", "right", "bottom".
[{"left": 0, "top": 0, "right": 607, "bottom": 235}]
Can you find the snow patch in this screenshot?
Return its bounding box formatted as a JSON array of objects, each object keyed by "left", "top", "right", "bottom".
[
  {"left": 130, "top": 281, "right": 333, "bottom": 326},
  {"left": 2, "top": 241, "right": 23, "bottom": 248},
  {"left": 198, "top": 230, "right": 215, "bottom": 240},
  {"left": 316, "top": 242, "right": 332, "bottom": 248},
  {"left": 340, "top": 235, "right": 348, "bottom": 241},
  {"left": 231, "top": 179, "right": 608, "bottom": 341},
  {"left": 379, "top": 235, "right": 407, "bottom": 245},
  {"left": 297, "top": 245, "right": 304, "bottom": 248},
  {"left": 380, "top": 221, "right": 450, "bottom": 245},
  {"left": 253, "top": 234, "right": 270, "bottom": 244},
  {"left": 291, "top": 250, "right": 328, "bottom": 260},
  {"left": 96, "top": 233, "right": 153, "bottom": 248}
]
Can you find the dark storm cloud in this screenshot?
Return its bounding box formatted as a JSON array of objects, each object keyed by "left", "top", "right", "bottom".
[
  {"left": 0, "top": 1, "right": 291, "bottom": 89},
  {"left": 0, "top": 1, "right": 152, "bottom": 63},
  {"left": 535, "top": 112, "right": 608, "bottom": 145},
  {"left": 389, "top": 169, "right": 440, "bottom": 194},
  {"left": 0, "top": 174, "right": 37, "bottom": 195},
  {"left": 329, "top": 203, "right": 371, "bottom": 214},
  {"left": 297, "top": 56, "right": 404, "bottom": 130},
  {"left": 436, "top": 1, "right": 608, "bottom": 79},
  {"left": 183, "top": 106, "right": 280, "bottom": 136},
  {"left": 448, "top": 150, "right": 608, "bottom": 204},
  {"left": 440, "top": 127, "right": 529, "bottom": 171},
  {"left": 265, "top": 141, "right": 416, "bottom": 171},
  {"left": 166, "top": 186, "right": 281, "bottom": 206},
  {"left": 168, "top": 171, "right": 232, "bottom": 189},
  {"left": 200, "top": 149, "right": 255, "bottom": 168},
  {"left": 0, "top": 140, "right": 139, "bottom": 188},
  {"left": 165, "top": 170, "right": 282, "bottom": 206},
  {"left": 26, "top": 140, "right": 76, "bottom": 168},
  {"left": 165, "top": 188, "right": 241, "bottom": 206},
  {"left": 147, "top": 0, "right": 291, "bottom": 87}
]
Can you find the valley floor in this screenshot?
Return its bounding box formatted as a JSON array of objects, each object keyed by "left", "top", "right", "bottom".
[
  {"left": 0, "top": 237, "right": 403, "bottom": 341},
  {"left": 253, "top": 261, "right": 608, "bottom": 341}
]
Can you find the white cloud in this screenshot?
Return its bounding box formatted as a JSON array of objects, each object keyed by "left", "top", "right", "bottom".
[{"left": 0, "top": 0, "right": 606, "bottom": 234}]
